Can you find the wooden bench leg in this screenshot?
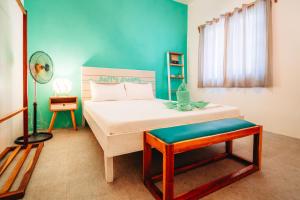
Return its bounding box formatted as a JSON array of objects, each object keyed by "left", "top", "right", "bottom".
[
  {"left": 143, "top": 126, "right": 262, "bottom": 200},
  {"left": 163, "top": 145, "right": 174, "bottom": 200},
  {"left": 253, "top": 127, "right": 263, "bottom": 170},
  {"left": 226, "top": 141, "right": 233, "bottom": 154},
  {"left": 143, "top": 133, "right": 152, "bottom": 181}
]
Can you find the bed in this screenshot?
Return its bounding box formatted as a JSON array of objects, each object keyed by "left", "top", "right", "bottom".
[{"left": 81, "top": 67, "right": 241, "bottom": 183}]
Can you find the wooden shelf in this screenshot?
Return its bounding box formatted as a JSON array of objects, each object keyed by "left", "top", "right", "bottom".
[
  {"left": 167, "top": 51, "right": 185, "bottom": 101},
  {"left": 169, "top": 52, "right": 184, "bottom": 56},
  {"left": 169, "top": 63, "right": 184, "bottom": 67},
  {"left": 48, "top": 96, "right": 78, "bottom": 133},
  {"left": 170, "top": 76, "right": 185, "bottom": 79}
]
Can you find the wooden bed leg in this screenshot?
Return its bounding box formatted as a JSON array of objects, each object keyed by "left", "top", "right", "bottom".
[
  {"left": 82, "top": 116, "right": 86, "bottom": 128},
  {"left": 163, "top": 145, "right": 174, "bottom": 200},
  {"left": 104, "top": 155, "right": 114, "bottom": 183},
  {"left": 253, "top": 127, "right": 263, "bottom": 170},
  {"left": 226, "top": 141, "right": 233, "bottom": 154}
]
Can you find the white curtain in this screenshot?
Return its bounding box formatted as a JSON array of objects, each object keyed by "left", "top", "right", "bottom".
[
  {"left": 199, "top": 17, "right": 225, "bottom": 87},
  {"left": 198, "top": 0, "right": 271, "bottom": 88}
]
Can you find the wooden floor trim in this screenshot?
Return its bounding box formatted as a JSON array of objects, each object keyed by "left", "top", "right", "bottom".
[
  {"left": 0, "top": 143, "right": 44, "bottom": 200},
  {"left": 18, "top": 143, "right": 44, "bottom": 195},
  {"left": 0, "top": 148, "right": 11, "bottom": 161},
  {"left": 0, "top": 145, "right": 32, "bottom": 194},
  {"left": 0, "top": 146, "right": 22, "bottom": 177}
]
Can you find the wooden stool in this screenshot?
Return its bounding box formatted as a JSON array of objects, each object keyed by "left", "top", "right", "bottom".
[
  {"left": 48, "top": 96, "right": 78, "bottom": 132},
  {"left": 143, "top": 118, "right": 263, "bottom": 200}
]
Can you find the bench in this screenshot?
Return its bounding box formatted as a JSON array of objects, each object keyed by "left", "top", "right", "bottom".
[{"left": 143, "top": 118, "right": 262, "bottom": 200}]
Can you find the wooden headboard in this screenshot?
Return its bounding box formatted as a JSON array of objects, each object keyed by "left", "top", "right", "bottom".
[{"left": 81, "top": 67, "right": 156, "bottom": 102}]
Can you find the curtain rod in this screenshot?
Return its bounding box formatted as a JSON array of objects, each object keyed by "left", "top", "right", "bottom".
[
  {"left": 198, "top": 0, "right": 277, "bottom": 31},
  {"left": 16, "top": 0, "right": 26, "bottom": 15}
]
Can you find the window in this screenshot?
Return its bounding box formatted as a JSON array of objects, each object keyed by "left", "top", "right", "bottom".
[{"left": 198, "top": 0, "right": 271, "bottom": 88}]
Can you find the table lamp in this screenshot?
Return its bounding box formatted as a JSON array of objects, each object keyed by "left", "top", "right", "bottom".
[{"left": 52, "top": 78, "right": 72, "bottom": 96}]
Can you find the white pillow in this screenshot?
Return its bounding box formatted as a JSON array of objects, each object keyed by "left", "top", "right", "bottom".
[
  {"left": 125, "top": 82, "right": 154, "bottom": 100},
  {"left": 90, "top": 81, "right": 127, "bottom": 101}
]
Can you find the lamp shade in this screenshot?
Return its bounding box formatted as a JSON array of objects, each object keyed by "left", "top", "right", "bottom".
[{"left": 52, "top": 78, "right": 72, "bottom": 96}]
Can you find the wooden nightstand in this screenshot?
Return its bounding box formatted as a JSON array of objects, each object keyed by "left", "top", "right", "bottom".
[{"left": 48, "top": 96, "right": 78, "bottom": 132}]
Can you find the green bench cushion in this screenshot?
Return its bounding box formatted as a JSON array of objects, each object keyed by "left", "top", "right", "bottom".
[{"left": 150, "top": 118, "right": 256, "bottom": 144}]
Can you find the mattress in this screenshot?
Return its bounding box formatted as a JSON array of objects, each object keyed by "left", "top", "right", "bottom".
[{"left": 83, "top": 99, "right": 240, "bottom": 135}]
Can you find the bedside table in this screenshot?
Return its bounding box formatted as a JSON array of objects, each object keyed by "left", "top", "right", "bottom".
[{"left": 48, "top": 96, "right": 78, "bottom": 132}]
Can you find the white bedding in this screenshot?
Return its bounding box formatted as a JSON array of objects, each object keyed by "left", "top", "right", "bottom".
[{"left": 84, "top": 99, "right": 240, "bottom": 135}]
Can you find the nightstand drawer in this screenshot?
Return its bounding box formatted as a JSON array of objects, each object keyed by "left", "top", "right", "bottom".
[{"left": 50, "top": 103, "right": 77, "bottom": 111}]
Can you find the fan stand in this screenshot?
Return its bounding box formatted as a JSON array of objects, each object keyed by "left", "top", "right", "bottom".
[{"left": 15, "top": 81, "right": 53, "bottom": 144}]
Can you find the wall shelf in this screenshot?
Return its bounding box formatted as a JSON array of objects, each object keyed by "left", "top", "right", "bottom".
[
  {"left": 169, "top": 63, "right": 184, "bottom": 67},
  {"left": 170, "top": 76, "right": 184, "bottom": 79},
  {"left": 167, "top": 52, "right": 185, "bottom": 100},
  {"left": 168, "top": 52, "right": 183, "bottom": 56}
]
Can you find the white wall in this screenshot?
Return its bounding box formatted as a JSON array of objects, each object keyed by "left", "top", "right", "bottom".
[
  {"left": 188, "top": 0, "right": 300, "bottom": 139},
  {"left": 0, "top": 0, "right": 24, "bottom": 151}
]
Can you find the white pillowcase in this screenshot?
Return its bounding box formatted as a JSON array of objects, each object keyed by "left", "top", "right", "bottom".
[
  {"left": 125, "top": 82, "right": 154, "bottom": 100},
  {"left": 90, "top": 81, "right": 127, "bottom": 101}
]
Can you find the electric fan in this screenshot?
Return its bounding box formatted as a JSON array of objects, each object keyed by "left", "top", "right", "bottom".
[{"left": 15, "top": 51, "right": 54, "bottom": 144}]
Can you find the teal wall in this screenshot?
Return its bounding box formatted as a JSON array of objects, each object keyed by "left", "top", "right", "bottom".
[{"left": 25, "top": 0, "right": 187, "bottom": 130}]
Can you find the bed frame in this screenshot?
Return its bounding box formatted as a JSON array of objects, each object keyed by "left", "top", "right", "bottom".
[{"left": 81, "top": 66, "right": 156, "bottom": 182}]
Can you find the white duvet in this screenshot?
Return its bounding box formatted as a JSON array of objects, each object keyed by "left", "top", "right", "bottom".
[{"left": 84, "top": 99, "right": 240, "bottom": 135}]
